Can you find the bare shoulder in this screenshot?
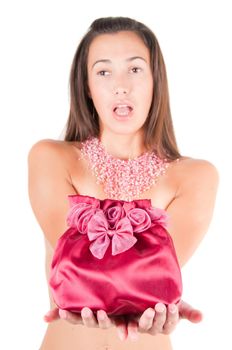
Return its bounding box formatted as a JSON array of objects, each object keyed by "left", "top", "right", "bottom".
[
  {"left": 177, "top": 155, "right": 219, "bottom": 173},
  {"left": 28, "top": 138, "right": 78, "bottom": 156},
  {"left": 28, "top": 138, "right": 82, "bottom": 168},
  {"left": 171, "top": 156, "right": 220, "bottom": 193},
  {"left": 27, "top": 139, "right": 80, "bottom": 247},
  {"left": 165, "top": 156, "right": 219, "bottom": 267}
]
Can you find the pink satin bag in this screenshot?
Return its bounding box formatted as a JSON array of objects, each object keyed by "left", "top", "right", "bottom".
[{"left": 49, "top": 194, "right": 182, "bottom": 316}]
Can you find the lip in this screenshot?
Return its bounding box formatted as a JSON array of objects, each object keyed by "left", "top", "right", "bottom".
[{"left": 112, "top": 100, "right": 134, "bottom": 112}]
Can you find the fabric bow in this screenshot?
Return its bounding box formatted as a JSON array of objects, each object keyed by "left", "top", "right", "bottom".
[{"left": 87, "top": 211, "right": 137, "bottom": 259}]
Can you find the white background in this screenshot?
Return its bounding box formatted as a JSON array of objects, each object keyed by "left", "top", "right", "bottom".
[{"left": 0, "top": 0, "right": 231, "bottom": 349}]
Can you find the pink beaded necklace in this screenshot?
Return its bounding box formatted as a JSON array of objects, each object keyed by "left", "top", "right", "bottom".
[{"left": 79, "top": 137, "right": 172, "bottom": 201}]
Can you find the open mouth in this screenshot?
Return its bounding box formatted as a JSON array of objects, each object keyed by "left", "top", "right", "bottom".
[{"left": 113, "top": 105, "right": 133, "bottom": 117}]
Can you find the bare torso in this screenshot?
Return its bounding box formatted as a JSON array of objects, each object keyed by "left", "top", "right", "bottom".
[{"left": 39, "top": 140, "right": 190, "bottom": 350}]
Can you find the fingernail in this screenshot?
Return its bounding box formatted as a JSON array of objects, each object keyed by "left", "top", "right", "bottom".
[
  {"left": 59, "top": 309, "right": 67, "bottom": 319},
  {"left": 169, "top": 305, "right": 177, "bottom": 314},
  {"left": 147, "top": 309, "right": 155, "bottom": 318},
  {"left": 97, "top": 310, "right": 105, "bottom": 320},
  {"left": 156, "top": 303, "right": 165, "bottom": 312},
  {"left": 83, "top": 308, "right": 92, "bottom": 317}
]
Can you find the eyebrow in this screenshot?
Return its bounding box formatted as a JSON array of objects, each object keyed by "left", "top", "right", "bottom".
[{"left": 91, "top": 56, "right": 147, "bottom": 69}]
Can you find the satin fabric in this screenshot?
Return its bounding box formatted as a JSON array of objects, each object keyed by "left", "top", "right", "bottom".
[{"left": 49, "top": 194, "right": 182, "bottom": 316}]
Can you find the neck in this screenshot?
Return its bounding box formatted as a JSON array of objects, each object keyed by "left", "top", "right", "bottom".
[{"left": 99, "top": 131, "right": 148, "bottom": 160}]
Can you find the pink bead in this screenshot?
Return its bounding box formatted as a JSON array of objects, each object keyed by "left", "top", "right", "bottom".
[{"left": 79, "top": 137, "right": 174, "bottom": 201}]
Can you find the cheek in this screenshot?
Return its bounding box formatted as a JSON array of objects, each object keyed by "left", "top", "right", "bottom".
[
  {"left": 89, "top": 79, "right": 110, "bottom": 101},
  {"left": 91, "top": 90, "right": 109, "bottom": 117},
  {"left": 137, "top": 82, "right": 153, "bottom": 106}
]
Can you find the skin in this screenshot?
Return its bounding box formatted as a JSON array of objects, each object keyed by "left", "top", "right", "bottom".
[
  {"left": 87, "top": 30, "right": 154, "bottom": 159},
  {"left": 43, "top": 31, "right": 203, "bottom": 342},
  {"left": 44, "top": 301, "right": 203, "bottom": 341}
]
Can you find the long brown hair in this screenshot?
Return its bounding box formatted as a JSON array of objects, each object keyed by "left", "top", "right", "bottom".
[{"left": 64, "top": 16, "right": 182, "bottom": 160}]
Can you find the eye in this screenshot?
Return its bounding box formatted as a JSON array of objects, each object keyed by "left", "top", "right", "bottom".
[
  {"left": 97, "top": 70, "right": 110, "bottom": 76},
  {"left": 131, "top": 67, "right": 142, "bottom": 73}
]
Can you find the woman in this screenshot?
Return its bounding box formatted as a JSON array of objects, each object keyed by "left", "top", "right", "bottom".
[{"left": 28, "top": 16, "right": 219, "bottom": 350}]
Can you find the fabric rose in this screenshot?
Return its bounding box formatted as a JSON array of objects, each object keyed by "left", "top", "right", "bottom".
[
  {"left": 105, "top": 206, "right": 126, "bottom": 229},
  {"left": 104, "top": 206, "right": 126, "bottom": 229},
  {"left": 67, "top": 203, "right": 100, "bottom": 234},
  {"left": 146, "top": 207, "right": 169, "bottom": 229},
  {"left": 127, "top": 208, "right": 151, "bottom": 233},
  {"left": 101, "top": 199, "right": 134, "bottom": 229}
]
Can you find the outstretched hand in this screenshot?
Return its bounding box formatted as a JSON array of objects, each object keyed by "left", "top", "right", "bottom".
[
  {"left": 43, "top": 300, "right": 203, "bottom": 341},
  {"left": 122, "top": 300, "right": 203, "bottom": 341},
  {"left": 43, "top": 306, "right": 126, "bottom": 333}
]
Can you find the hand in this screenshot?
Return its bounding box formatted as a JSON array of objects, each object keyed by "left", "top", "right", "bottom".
[
  {"left": 122, "top": 300, "right": 203, "bottom": 341},
  {"left": 43, "top": 307, "right": 127, "bottom": 338},
  {"left": 43, "top": 300, "right": 202, "bottom": 342}
]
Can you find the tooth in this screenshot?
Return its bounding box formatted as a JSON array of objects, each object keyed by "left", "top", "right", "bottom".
[{"left": 115, "top": 106, "right": 131, "bottom": 116}]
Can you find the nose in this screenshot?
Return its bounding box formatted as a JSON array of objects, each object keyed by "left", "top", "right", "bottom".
[
  {"left": 113, "top": 75, "right": 130, "bottom": 95},
  {"left": 114, "top": 86, "right": 128, "bottom": 95}
]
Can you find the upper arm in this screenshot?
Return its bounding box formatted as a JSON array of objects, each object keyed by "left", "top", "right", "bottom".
[
  {"left": 27, "top": 139, "right": 78, "bottom": 248},
  {"left": 166, "top": 159, "right": 220, "bottom": 268}
]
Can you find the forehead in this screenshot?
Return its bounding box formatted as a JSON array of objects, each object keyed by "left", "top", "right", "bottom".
[{"left": 88, "top": 31, "right": 150, "bottom": 63}]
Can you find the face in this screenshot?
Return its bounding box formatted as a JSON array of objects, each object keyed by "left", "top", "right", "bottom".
[{"left": 87, "top": 31, "right": 154, "bottom": 136}]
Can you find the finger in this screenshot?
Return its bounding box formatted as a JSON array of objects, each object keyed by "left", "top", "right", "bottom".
[
  {"left": 59, "top": 309, "right": 83, "bottom": 325},
  {"left": 96, "top": 310, "right": 113, "bottom": 329},
  {"left": 43, "top": 308, "right": 60, "bottom": 322},
  {"left": 178, "top": 300, "right": 203, "bottom": 323},
  {"left": 178, "top": 300, "right": 193, "bottom": 319},
  {"left": 138, "top": 308, "right": 155, "bottom": 333},
  {"left": 162, "top": 304, "right": 179, "bottom": 335},
  {"left": 114, "top": 316, "right": 128, "bottom": 341},
  {"left": 81, "top": 307, "right": 98, "bottom": 327},
  {"left": 189, "top": 309, "right": 203, "bottom": 323},
  {"left": 150, "top": 303, "right": 167, "bottom": 335},
  {"left": 127, "top": 317, "right": 139, "bottom": 342}
]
